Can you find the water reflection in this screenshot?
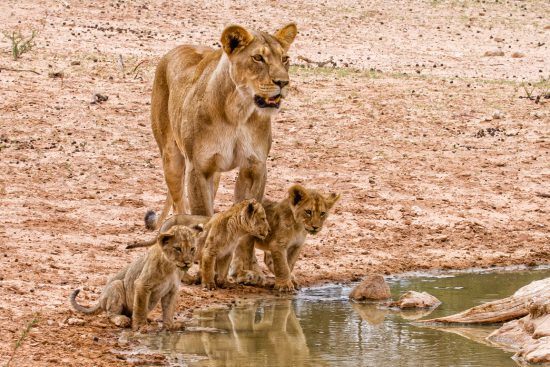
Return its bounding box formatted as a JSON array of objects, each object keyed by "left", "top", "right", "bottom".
[
  {"left": 140, "top": 299, "right": 314, "bottom": 366},
  {"left": 138, "top": 269, "right": 550, "bottom": 367}
]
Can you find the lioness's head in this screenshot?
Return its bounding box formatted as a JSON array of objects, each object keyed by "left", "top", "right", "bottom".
[
  {"left": 158, "top": 225, "right": 203, "bottom": 272},
  {"left": 220, "top": 23, "right": 297, "bottom": 112},
  {"left": 239, "top": 199, "right": 270, "bottom": 239},
  {"left": 288, "top": 184, "right": 340, "bottom": 235}
]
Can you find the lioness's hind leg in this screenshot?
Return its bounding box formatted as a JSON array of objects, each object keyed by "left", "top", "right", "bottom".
[
  {"left": 104, "top": 280, "right": 131, "bottom": 328},
  {"left": 162, "top": 140, "right": 186, "bottom": 216}
]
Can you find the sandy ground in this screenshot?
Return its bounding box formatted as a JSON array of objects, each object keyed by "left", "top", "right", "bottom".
[{"left": 0, "top": 0, "right": 549, "bottom": 365}]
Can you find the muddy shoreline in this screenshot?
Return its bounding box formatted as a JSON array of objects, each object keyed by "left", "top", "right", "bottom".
[{"left": 1, "top": 0, "right": 549, "bottom": 365}]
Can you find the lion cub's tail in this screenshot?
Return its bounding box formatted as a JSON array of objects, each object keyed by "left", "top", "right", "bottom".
[{"left": 70, "top": 289, "right": 102, "bottom": 315}]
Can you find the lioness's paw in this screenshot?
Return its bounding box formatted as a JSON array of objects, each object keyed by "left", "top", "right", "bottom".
[{"left": 274, "top": 279, "right": 295, "bottom": 293}]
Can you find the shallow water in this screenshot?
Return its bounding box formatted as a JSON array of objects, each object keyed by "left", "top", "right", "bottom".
[{"left": 137, "top": 268, "right": 550, "bottom": 367}]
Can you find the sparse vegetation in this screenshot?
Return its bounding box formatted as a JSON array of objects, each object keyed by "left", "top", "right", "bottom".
[
  {"left": 5, "top": 314, "right": 39, "bottom": 367},
  {"left": 2, "top": 29, "right": 37, "bottom": 60},
  {"left": 520, "top": 76, "right": 550, "bottom": 102}
]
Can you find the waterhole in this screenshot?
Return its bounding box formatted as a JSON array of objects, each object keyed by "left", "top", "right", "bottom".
[{"left": 136, "top": 268, "right": 550, "bottom": 366}]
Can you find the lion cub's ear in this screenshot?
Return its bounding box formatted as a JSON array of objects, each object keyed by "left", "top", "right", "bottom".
[
  {"left": 221, "top": 25, "right": 254, "bottom": 55},
  {"left": 191, "top": 224, "right": 204, "bottom": 234},
  {"left": 274, "top": 23, "right": 297, "bottom": 50},
  {"left": 325, "top": 193, "right": 341, "bottom": 210},
  {"left": 288, "top": 184, "right": 308, "bottom": 206},
  {"left": 158, "top": 231, "right": 175, "bottom": 246}
]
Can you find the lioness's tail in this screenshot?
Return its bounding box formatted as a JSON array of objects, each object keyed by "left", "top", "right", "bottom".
[
  {"left": 70, "top": 289, "right": 102, "bottom": 315},
  {"left": 145, "top": 191, "right": 173, "bottom": 231}
]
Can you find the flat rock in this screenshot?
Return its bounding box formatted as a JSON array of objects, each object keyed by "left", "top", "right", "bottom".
[
  {"left": 390, "top": 291, "right": 441, "bottom": 309},
  {"left": 67, "top": 317, "right": 86, "bottom": 326},
  {"left": 349, "top": 274, "right": 390, "bottom": 301}
]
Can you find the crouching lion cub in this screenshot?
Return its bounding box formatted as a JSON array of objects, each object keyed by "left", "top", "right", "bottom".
[
  {"left": 231, "top": 184, "right": 340, "bottom": 292},
  {"left": 70, "top": 221, "right": 202, "bottom": 331},
  {"left": 199, "top": 199, "right": 270, "bottom": 290}
]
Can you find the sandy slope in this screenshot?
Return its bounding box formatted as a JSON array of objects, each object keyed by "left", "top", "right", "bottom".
[{"left": 0, "top": 0, "right": 548, "bottom": 365}]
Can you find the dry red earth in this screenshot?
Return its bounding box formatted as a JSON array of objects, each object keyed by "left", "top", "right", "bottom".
[{"left": 0, "top": 0, "right": 549, "bottom": 365}]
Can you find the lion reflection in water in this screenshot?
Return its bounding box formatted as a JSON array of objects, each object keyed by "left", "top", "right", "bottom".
[{"left": 144, "top": 300, "right": 314, "bottom": 366}]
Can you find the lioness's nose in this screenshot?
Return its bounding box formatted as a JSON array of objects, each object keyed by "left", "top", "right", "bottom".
[{"left": 273, "top": 79, "right": 289, "bottom": 88}]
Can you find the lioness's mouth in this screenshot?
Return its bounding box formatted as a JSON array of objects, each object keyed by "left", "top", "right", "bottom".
[{"left": 254, "top": 94, "right": 281, "bottom": 109}]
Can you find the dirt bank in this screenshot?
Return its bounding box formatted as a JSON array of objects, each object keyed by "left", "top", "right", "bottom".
[{"left": 0, "top": 0, "right": 548, "bottom": 365}]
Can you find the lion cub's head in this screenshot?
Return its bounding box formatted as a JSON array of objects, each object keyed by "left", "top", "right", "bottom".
[
  {"left": 288, "top": 185, "right": 340, "bottom": 235},
  {"left": 220, "top": 23, "right": 297, "bottom": 112},
  {"left": 158, "top": 225, "right": 203, "bottom": 272},
  {"left": 238, "top": 199, "right": 270, "bottom": 240}
]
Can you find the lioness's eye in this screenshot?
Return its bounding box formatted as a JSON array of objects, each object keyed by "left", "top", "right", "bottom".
[
  {"left": 252, "top": 54, "right": 264, "bottom": 62},
  {"left": 305, "top": 210, "right": 312, "bottom": 216},
  {"left": 191, "top": 247, "right": 196, "bottom": 254},
  {"left": 320, "top": 212, "right": 326, "bottom": 217},
  {"left": 174, "top": 247, "right": 181, "bottom": 252},
  {"left": 282, "top": 55, "right": 289, "bottom": 63}
]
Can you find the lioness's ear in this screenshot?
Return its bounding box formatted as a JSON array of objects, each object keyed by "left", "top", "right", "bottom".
[
  {"left": 158, "top": 232, "right": 174, "bottom": 246},
  {"left": 288, "top": 184, "right": 308, "bottom": 206},
  {"left": 274, "top": 23, "right": 297, "bottom": 50},
  {"left": 325, "top": 193, "right": 341, "bottom": 209},
  {"left": 221, "top": 25, "right": 254, "bottom": 55}
]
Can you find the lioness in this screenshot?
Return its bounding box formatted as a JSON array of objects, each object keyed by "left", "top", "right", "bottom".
[
  {"left": 199, "top": 199, "right": 270, "bottom": 290},
  {"left": 70, "top": 222, "right": 202, "bottom": 331},
  {"left": 231, "top": 184, "right": 340, "bottom": 292},
  {"left": 146, "top": 22, "right": 297, "bottom": 229}
]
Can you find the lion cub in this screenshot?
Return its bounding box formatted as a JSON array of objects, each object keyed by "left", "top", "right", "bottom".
[
  {"left": 199, "top": 199, "right": 270, "bottom": 290},
  {"left": 70, "top": 223, "right": 201, "bottom": 331},
  {"left": 231, "top": 184, "right": 340, "bottom": 292}
]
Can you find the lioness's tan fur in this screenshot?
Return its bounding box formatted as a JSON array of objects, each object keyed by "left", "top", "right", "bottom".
[
  {"left": 231, "top": 185, "right": 340, "bottom": 292},
  {"left": 147, "top": 23, "right": 297, "bottom": 229},
  {"left": 70, "top": 224, "right": 201, "bottom": 331},
  {"left": 199, "top": 199, "right": 270, "bottom": 290}
]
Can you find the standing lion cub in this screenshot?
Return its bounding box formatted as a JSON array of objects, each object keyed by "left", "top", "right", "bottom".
[
  {"left": 70, "top": 221, "right": 202, "bottom": 331},
  {"left": 231, "top": 184, "right": 340, "bottom": 292},
  {"left": 199, "top": 199, "right": 270, "bottom": 290}
]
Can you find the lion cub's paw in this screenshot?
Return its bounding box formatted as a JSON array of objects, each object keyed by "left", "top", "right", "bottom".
[
  {"left": 274, "top": 279, "right": 296, "bottom": 293},
  {"left": 111, "top": 315, "right": 131, "bottom": 328},
  {"left": 291, "top": 275, "right": 301, "bottom": 290},
  {"left": 164, "top": 321, "right": 186, "bottom": 331},
  {"left": 202, "top": 281, "right": 217, "bottom": 291},
  {"left": 235, "top": 270, "right": 265, "bottom": 286}
]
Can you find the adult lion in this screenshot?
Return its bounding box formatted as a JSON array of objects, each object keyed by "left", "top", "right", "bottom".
[{"left": 146, "top": 23, "right": 297, "bottom": 229}]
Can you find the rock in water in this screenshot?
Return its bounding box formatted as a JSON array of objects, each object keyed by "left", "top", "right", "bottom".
[
  {"left": 390, "top": 291, "right": 441, "bottom": 309},
  {"left": 349, "top": 274, "right": 391, "bottom": 301},
  {"left": 488, "top": 297, "right": 550, "bottom": 364}
]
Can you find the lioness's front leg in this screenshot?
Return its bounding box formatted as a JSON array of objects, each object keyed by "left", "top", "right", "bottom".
[
  {"left": 271, "top": 248, "right": 295, "bottom": 293},
  {"left": 186, "top": 163, "right": 215, "bottom": 216},
  {"left": 234, "top": 160, "right": 266, "bottom": 203},
  {"left": 161, "top": 285, "right": 184, "bottom": 331},
  {"left": 132, "top": 280, "right": 151, "bottom": 331}
]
